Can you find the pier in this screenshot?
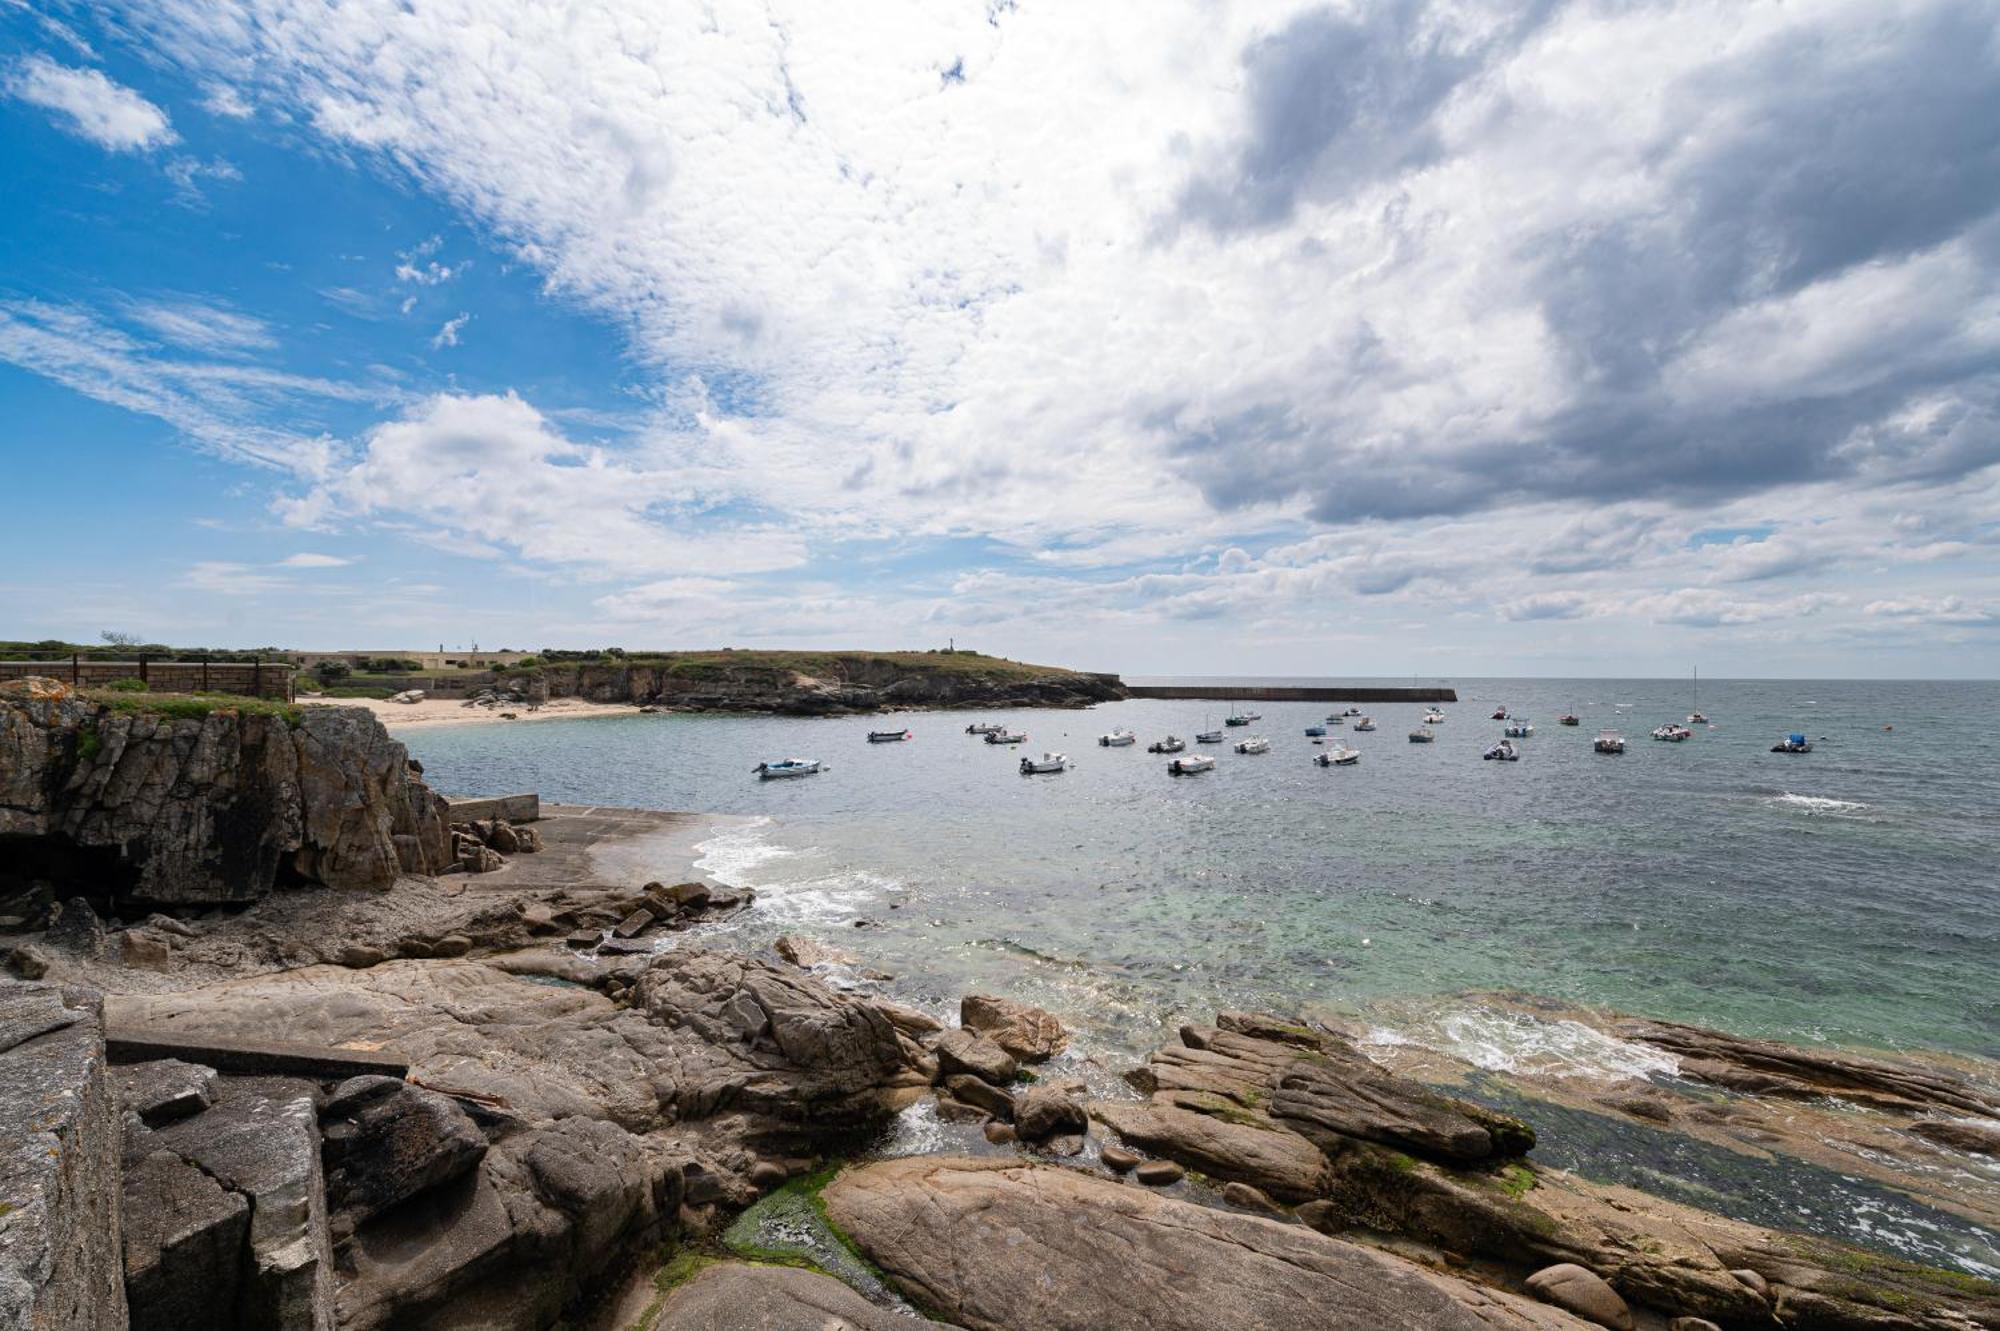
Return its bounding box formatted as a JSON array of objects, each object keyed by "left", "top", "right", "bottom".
[{"left": 1124, "top": 684, "right": 1458, "bottom": 703}]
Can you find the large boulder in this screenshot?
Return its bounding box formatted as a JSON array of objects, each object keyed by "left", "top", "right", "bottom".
[
  {"left": 959, "top": 994, "right": 1069, "bottom": 1062},
  {"left": 320, "top": 1077, "right": 487, "bottom": 1225},
  {"left": 647, "top": 1261, "right": 945, "bottom": 1330},
  {"left": 821, "top": 1157, "right": 1592, "bottom": 1331},
  {"left": 0, "top": 982, "right": 127, "bottom": 1331},
  {"left": 933, "top": 1028, "right": 1018, "bottom": 1086}
]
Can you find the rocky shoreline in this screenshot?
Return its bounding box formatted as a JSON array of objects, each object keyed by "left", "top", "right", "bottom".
[{"left": 4, "top": 680, "right": 1998, "bottom": 1331}]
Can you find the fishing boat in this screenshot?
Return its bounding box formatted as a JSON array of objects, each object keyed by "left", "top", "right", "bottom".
[
  {"left": 964, "top": 722, "right": 1003, "bottom": 735},
  {"left": 1147, "top": 736, "right": 1186, "bottom": 754},
  {"left": 1243, "top": 710, "right": 1262, "bottom": 721},
  {"left": 1224, "top": 713, "right": 1253, "bottom": 727},
  {"left": 1504, "top": 718, "right": 1534, "bottom": 738},
  {"left": 1688, "top": 666, "right": 1708, "bottom": 724},
  {"left": 1098, "top": 729, "right": 1136, "bottom": 747},
  {"left": 1233, "top": 736, "right": 1270, "bottom": 755},
  {"left": 754, "top": 758, "right": 824, "bottom": 779},
  {"left": 1195, "top": 729, "right": 1224, "bottom": 744},
  {"left": 1168, "top": 754, "right": 1215, "bottom": 776},
  {"left": 1423, "top": 709, "right": 1446, "bottom": 725},
  {"left": 1352, "top": 716, "right": 1377, "bottom": 732},
  {"left": 1558, "top": 713, "right": 1580, "bottom": 726},
  {"left": 1315, "top": 744, "right": 1361, "bottom": 767},
  {"left": 983, "top": 729, "right": 1027, "bottom": 745},
  {"left": 1340, "top": 706, "right": 1363, "bottom": 717},
  {"left": 1650, "top": 724, "right": 1692, "bottom": 742},
  {"left": 1304, "top": 725, "right": 1327, "bottom": 737},
  {"left": 1593, "top": 730, "right": 1625, "bottom": 755},
  {"left": 1408, "top": 727, "right": 1435, "bottom": 743},
  {"left": 1490, "top": 707, "right": 1508, "bottom": 720},
  {"left": 1482, "top": 739, "right": 1520, "bottom": 761},
  {"left": 1019, "top": 752, "right": 1069, "bottom": 774},
  {"left": 1770, "top": 733, "right": 1813, "bottom": 754},
  {"left": 867, "top": 728, "right": 912, "bottom": 743}
]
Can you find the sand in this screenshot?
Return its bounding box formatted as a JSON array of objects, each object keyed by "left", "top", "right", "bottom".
[{"left": 307, "top": 694, "right": 641, "bottom": 730}]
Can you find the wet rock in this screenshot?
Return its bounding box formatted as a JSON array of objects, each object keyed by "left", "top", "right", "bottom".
[
  {"left": 983, "top": 1120, "right": 1017, "bottom": 1145},
  {"left": 774, "top": 934, "right": 860, "bottom": 969},
  {"left": 823, "top": 1157, "right": 1594, "bottom": 1330},
  {"left": 1908, "top": 1118, "right": 2000, "bottom": 1156},
  {"left": 613, "top": 908, "right": 655, "bottom": 940},
  {"left": 934, "top": 1027, "right": 1019, "bottom": 1086},
  {"left": 960, "top": 993, "right": 1069, "bottom": 1062},
  {"left": 114, "top": 1058, "right": 218, "bottom": 1125},
  {"left": 1099, "top": 1144, "right": 1139, "bottom": 1172},
  {"left": 648, "top": 1260, "right": 926, "bottom": 1330},
  {"left": 321, "top": 1079, "right": 487, "bottom": 1225},
  {"left": 1014, "top": 1086, "right": 1087, "bottom": 1141},
  {"left": 936, "top": 1094, "right": 991, "bottom": 1123},
  {"left": 1135, "top": 1160, "right": 1184, "bottom": 1186},
  {"left": 944, "top": 1073, "right": 1016, "bottom": 1121},
  {"left": 1091, "top": 1097, "right": 1331, "bottom": 1202},
  {"left": 747, "top": 1159, "right": 789, "bottom": 1190},
  {"left": 565, "top": 928, "right": 602, "bottom": 949},
  {"left": 1525, "top": 1264, "right": 1633, "bottom": 1331},
  {"left": 1596, "top": 1090, "right": 1674, "bottom": 1123}
]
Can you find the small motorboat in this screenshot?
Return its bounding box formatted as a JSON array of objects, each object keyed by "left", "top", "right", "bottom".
[
  {"left": 984, "top": 729, "right": 1027, "bottom": 745},
  {"left": 1651, "top": 724, "right": 1692, "bottom": 742},
  {"left": 1195, "top": 729, "right": 1224, "bottom": 744},
  {"left": 1688, "top": 712, "right": 1710, "bottom": 725},
  {"left": 1099, "top": 729, "right": 1136, "bottom": 747},
  {"left": 1234, "top": 736, "right": 1270, "bottom": 755},
  {"left": 1019, "top": 752, "right": 1069, "bottom": 774},
  {"left": 1168, "top": 754, "right": 1215, "bottom": 776},
  {"left": 1408, "top": 727, "right": 1434, "bottom": 743},
  {"left": 1315, "top": 744, "right": 1361, "bottom": 767},
  {"left": 755, "top": 758, "right": 824, "bottom": 779},
  {"left": 1243, "top": 710, "right": 1263, "bottom": 721},
  {"left": 1352, "top": 716, "right": 1377, "bottom": 732},
  {"left": 1340, "top": 706, "right": 1363, "bottom": 717},
  {"left": 1558, "top": 713, "right": 1579, "bottom": 726},
  {"left": 1148, "top": 736, "right": 1186, "bottom": 754},
  {"left": 1224, "top": 714, "right": 1252, "bottom": 727},
  {"left": 1490, "top": 707, "right": 1508, "bottom": 720},
  {"left": 965, "top": 722, "right": 1003, "bottom": 735},
  {"left": 1423, "top": 709, "right": 1446, "bottom": 725},
  {"left": 1304, "top": 725, "right": 1327, "bottom": 737},
  {"left": 1504, "top": 718, "right": 1534, "bottom": 738},
  {"left": 1594, "top": 730, "right": 1625, "bottom": 755},
  {"left": 1482, "top": 740, "right": 1520, "bottom": 762},
  {"left": 1771, "top": 733, "right": 1813, "bottom": 754},
  {"left": 867, "top": 729, "right": 912, "bottom": 743}
]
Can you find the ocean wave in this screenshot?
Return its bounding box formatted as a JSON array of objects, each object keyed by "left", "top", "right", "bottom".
[
  {"left": 1769, "top": 793, "right": 1870, "bottom": 818},
  {"left": 692, "top": 821, "right": 898, "bottom": 922},
  {"left": 1366, "top": 1006, "right": 1679, "bottom": 1081}
]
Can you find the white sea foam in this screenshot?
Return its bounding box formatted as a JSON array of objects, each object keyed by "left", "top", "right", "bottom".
[
  {"left": 1770, "top": 793, "right": 1870, "bottom": 817},
  {"left": 1369, "top": 1006, "right": 1679, "bottom": 1081},
  {"left": 692, "top": 818, "right": 795, "bottom": 883},
  {"left": 692, "top": 820, "right": 898, "bottom": 923},
  {"left": 875, "top": 1098, "right": 952, "bottom": 1158}
]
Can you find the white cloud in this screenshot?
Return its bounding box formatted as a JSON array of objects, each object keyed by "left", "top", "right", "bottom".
[
  {"left": 178, "top": 561, "right": 293, "bottom": 596},
  {"left": 430, "top": 313, "right": 470, "bottom": 348},
  {"left": 126, "top": 297, "right": 273, "bottom": 356},
  {"left": 200, "top": 81, "right": 253, "bottom": 118},
  {"left": 5, "top": 55, "right": 175, "bottom": 152},
  {"left": 278, "top": 552, "right": 352, "bottom": 568}
]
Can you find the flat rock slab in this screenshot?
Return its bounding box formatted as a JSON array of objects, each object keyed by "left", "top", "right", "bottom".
[
  {"left": 115, "top": 1058, "right": 218, "bottom": 1125},
  {"left": 648, "top": 1261, "right": 950, "bottom": 1330},
  {"left": 106, "top": 1025, "right": 409, "bottom": 1080},
  {"left": 822, "top": 1156, "right": 1595, "bottom": 1331}
]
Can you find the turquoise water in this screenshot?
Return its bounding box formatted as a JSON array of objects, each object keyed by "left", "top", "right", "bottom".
[{"left": 406, "top": 677, "right": 2000, "bottom": 1063}]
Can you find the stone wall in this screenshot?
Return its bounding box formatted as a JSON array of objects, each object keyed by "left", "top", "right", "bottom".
[{"left": 0, "top": 660, "right": 293, "bottom": 700}]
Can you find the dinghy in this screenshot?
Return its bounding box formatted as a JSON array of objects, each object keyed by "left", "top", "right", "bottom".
[
  {"left": 965, "top": 722, "right": 1003, "bottom": 735},
  {"left": 1195, "top": 729, "right": 1224, "bottom": 744},
  {"left": 1147, "top": 736, "right": 1186, "bottom": 753},
  {"left": 984, "top": 729, "right": 1027, "bottom": 745},
  {"left": 867, "top": 729, "right": 912, "bottom": 743},
  {"left": 754, "top": 758, "right": 824, "bottom": 779},
  {"left": 1168, "top": 754, "right": 1215, "bottom": 776},
  {"left": 1019, "top": 752, "right": 1069, "bottom": 774},
  {"left": 1482, "top": 739, "right": 1521, "bottom": 762}
]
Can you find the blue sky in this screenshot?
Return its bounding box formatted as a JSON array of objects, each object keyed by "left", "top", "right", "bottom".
[{"left": 2, "top": 1, "right": 1997, "bottom": 676}]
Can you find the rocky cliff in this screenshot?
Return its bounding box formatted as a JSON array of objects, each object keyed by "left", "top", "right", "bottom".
[
  {"left": 503, "top": 652, "right": 1125, "bottom": 714},
  {"left": 0, "top": 678, "right": 450, "bottom": 910}
]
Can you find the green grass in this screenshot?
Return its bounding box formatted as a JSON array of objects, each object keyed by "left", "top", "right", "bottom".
[
  {"left": 309, "top": 685, "right": 400, "bottom": 699},
  {"left": 86, "top": 690, "right": 304, "bottom": 726}
]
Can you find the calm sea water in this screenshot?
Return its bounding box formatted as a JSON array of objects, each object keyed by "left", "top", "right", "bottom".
[{"left": 405, "top": 677, "right": 1999, "bottom": 1065}]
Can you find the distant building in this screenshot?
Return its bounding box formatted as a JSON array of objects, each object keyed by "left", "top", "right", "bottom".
[{"left": 291, "top": 650, "right": 536, "bottom": 672}]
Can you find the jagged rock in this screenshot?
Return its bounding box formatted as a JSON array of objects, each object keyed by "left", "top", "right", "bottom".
[
  {"left": 960, "top": 993, "right": 1069, "bottom": 1062},
  {"left": 878, "top": 1000, "right": 944, "bottom": 1039},
  {"left": 5, "top": 943, "right": 49, "bottom": 979},
  {"left": 1014, "top": 1086, "right": 1087, "bottom": 1141},
  {"left": 322, "top": 1079, "right": 487, "bottom": 1225},
  {"left": 1526, "top": 1265, "right": 1633, "bottom": 1331},
  {"left": 934, "top": 1028, "right": 1018, "bottom": 1086},
  {"left": 647, "top": 1261, "right": 931, "bottom": 1330},
  {"left": 458, "top": 844, "right": 504, "bottom": 874},
  {"left": 44, "top": 896, "right": 104, "bottom": 955},
  {"left": 155, "top": 1079, "right": 335, "bottom": 1329},
  {"left": 821, "top": 1157, "right": 1593, "bottom": 1330},
  {"left": 613, "top": 908, "right": 655, "bottom": 940},
  {"left": 121, "top": 1139, "right": 250, "bottom": 1331},
  {"left": 0, "top": 982, "right": 127, "bottom": 1331},
  {"left": 118, "top": 928, "right": 173, "bottom": 971},
  {"left": 115, "top": 1058, "right": 218, "bottom": 1125},
  {"left": 774, "top": 934, "right": 859, "bottom": 969},
  {"left": 944, "top": 1074, "right": 1015, "bottom": 1121}
]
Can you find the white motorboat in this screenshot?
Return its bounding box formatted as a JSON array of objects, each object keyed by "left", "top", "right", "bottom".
[
  {"left": 984, "top": 729, "right": 1027, "bottom": 745},
  {"left": 1408, "top": 727, "right": 1435, "bottom": 743},
  {"left": 1504, "top": 718, "right": 1534, "bottom": 738},
  {"left": 1340, "top": 707, "right": 1363, "bottom": 717},
  {"left": 1168, "top": 754, "right": 1215, "bottom": 776},
  {"left": 1233, "top": 736, "right": 1270, "bottom": 755},
  {"left": 1650, "top": 724, "right": 1692, "bottom": 742},
  {"left": 1019, "top": 752, "right": 1069, "bottom": 774},
  {"left": 1352, "top": 716, "right": 1377, "bottom": 732},
  {"left": 867, "top": 729, "right": 912, "bottom": 742},
  {"left": 1099, "top": 729, "right": 1137, "bottom": 747},
  {"left": 1316, "top": 744, "right": 1361, "bottom": 767},
  {"left": 1195, "top": 729, "right": 1224, "bottom": 744},
  {"left": 1423, "top": 709, "right": 1446, "bottom": 724},
  {"left": 1147, "top": 735, "right": 1186, "bottom": 753},
  {"left": 964, "top": 722, "right": 1004, "bottom": 735},
  {"left": 1482, "top": 739, "right": 1521, "bottom": 762},
  {"left": 1593, "top": 730, "right": 1625, "bottom": 755},
  {"left": 754, "top": 758, "right": 824, "bottom": 779}
]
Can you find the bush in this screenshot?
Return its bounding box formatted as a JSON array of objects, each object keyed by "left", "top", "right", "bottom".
[
  {"left": 511, "top": 655, "right": 542, "bottom": 669},
  {"left": 314, "top": 660, "right": 353, "bottom": 683},
  {"left": 103, "top": 677, "right": 148, "bottom": 692}
]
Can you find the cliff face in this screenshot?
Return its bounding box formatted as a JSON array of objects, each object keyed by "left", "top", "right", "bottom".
[
  {"left": 0, "top": 678, "right": 450, "bottom": 907},
  {"left": 509, "top": 654, "right": 1126, "bottom": 714}
]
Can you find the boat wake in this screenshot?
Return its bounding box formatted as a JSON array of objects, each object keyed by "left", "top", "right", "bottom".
[
  {"left": 1364, "top": 1005, "right": 1680, "bottom": 1082},
  {"left": 1769, "top": 792, "right": 1870, "bottom": 818}
]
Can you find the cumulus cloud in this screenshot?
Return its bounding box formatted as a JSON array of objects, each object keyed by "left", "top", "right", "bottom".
[
  {"left": 5, "top": 55, "right": 175, "bottom": 151},
  {"left": 430, "top": 313, "right": 470, "bottom": 348}
]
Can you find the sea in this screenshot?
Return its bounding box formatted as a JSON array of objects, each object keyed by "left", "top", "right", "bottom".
[{"left": 405, "top": 676, "right": 2000, "bottom": 1276}]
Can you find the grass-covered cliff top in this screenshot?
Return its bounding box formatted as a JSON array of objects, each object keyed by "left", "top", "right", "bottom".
[
  {"left": 83, "top": 689, "right": 306, "bottom": 726},
  {"left": 507, "top": 650, "right": 1103, "bottom": 680}
]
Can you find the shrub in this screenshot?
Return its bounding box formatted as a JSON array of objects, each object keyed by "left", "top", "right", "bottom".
[
  {"left": 104, "top": 677, "right": 148, "bottom": 692},
  {"left": 314, "top": 660, "right": 353, "bottom": 683}
]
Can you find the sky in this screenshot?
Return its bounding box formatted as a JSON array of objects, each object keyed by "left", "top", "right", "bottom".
[{"left": 1, "top": 0, "right": 1997, "bottom": 678}]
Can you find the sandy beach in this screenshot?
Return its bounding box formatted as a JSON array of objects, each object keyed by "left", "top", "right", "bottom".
[{"left": 307, "top": 694, "right": 641, "bottom": 730}]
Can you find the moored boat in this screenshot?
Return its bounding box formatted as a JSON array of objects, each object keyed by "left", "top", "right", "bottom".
[
  {"left": 1593, "top": 730, "right": 1625, "bottom": 755},
  {"left": 754, "top": 758, "right": 824, "bottom": 779},
  {"left": 1558, "top": 713, "right": 1579, "bottom": 726},
  {"left": 1771, "top": 733, "right": 1813, "bottom": 754},
  {"left": 1315, "top": 743, "right": 1361, "bottom": 766},
  {"left": 1099, "top": 729, "right": 1136, "bottom": 747},
  {"left": 1340, "top": 706, "right": 1363, "bottom": 717},
  {"left": 1408, "top": 727, "right": 1434, "bottom": 743},
  {"left": 1195, "top": 729, "right": 1224, "bottom": 744},
  {"left": 1147, "top": 735, "right": 1186, "bottom": 754},
  {"left": 965, "top": 722, "right": 1003, "bottom": 735},
  {"left": 1504, "top": 718, "right": 1534, "bottom": 738},
  {"left": 984, "top": 729, "right": 1027, "bottom": 745},
  {"left": 1482, "top": 739, "right": 1520, "bottom": 761},
  {"left": 1352, "top": 716, "right": 1376, "bottom": 732},
  {"left": 867, "top": 728, "right": 912, "bottom": 742},
  {"left": 1019, "top": 751, "right": 1069, "bottom": 774},
  {"left": 1304, "top": 725, "right": 1327, "bottom": 737},
  {"left": 1423, "top": 709, "right": 1446, "bottom": 725},
  {"left": 1168, "top": 754, "right": 1215, "bottom": 776},
  {"left": 1651, "top": 724, "right": 1692, "bottom": 742},
  {"left": 1233, "top": 736, "right": 1270, "bottom": 755},
  {"left": 1490, "top": 707, "right": 1508, "bottom": 720},
  {"left": 1224, "top": 714, "right": 1252, "bottom": 727}
]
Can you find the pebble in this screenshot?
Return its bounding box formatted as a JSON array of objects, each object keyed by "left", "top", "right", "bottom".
[
  {"left": 1134, "top": 1161, "right": 1184, "bottom": 1186},
  {"left": 1099, "top": 1144, "right": 1140, "bottom": 1172}
]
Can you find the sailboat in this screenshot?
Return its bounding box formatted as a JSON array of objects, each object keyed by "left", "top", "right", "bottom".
[{"left": 1687, "top": 666, "right": 1709, "bottom": 725}]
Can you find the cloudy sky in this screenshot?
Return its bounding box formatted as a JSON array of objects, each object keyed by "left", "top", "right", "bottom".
[{"left": 2, "top": 0, "right": 1996, "bottom": 676}]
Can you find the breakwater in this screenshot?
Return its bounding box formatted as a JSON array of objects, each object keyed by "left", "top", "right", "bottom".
[{"left": 1124, "top": 684, "right": 1457, "bottom": 703}]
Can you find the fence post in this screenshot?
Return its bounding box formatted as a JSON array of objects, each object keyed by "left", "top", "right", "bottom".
[
  {"left": 201, "top": 655, "right": 210, "bottom": 692},
  {"left": 138, "top": 653, "right": 149, "bottom": 687},
  {"left": 71, "top": 652, "right": 79, "bottom": 685}
]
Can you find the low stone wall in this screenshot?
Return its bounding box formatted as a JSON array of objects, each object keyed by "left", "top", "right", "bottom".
[
  {"left": 1125, "top": 685, "right": 1459, "bottom": 703},
  {"left": 0, "top": 660, "right": 293, "bottom": 700},
  {"left": 443, "top": 793, "right": 540, "bottom": 824}
]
